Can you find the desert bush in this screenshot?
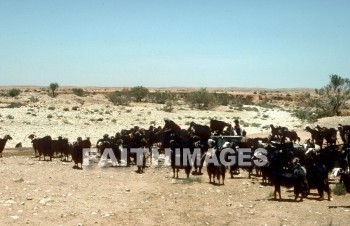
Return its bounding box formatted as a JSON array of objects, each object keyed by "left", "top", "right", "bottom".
[
  {"left": 8, "top": 88, "right": 21, "bottom": 97},
  {"left": 293, "top": 108, "right": 333, "bottom": 122},
  {"left": 187, "top": 88, "right": 217, "bottom": 110},
  {"left": 243, "top": 106, "right": 259, "bottom": 112},
  {"left": 231, "top": 95, "right": 254, "bottom": 106},
  {"left": 72, "top": 106, "right": 79, "bottom": 111},
  {"left": 251, "top": 123, "right": 261, "bottom": 128},
  {"left": 0, "top": 90, "right": 7, "bottom": 97},
  {"left": 292, "top": 109, "right": 314, "bottom": 122},
  {"left": 48, "top": 106, "right": 55, "bottom": 110},
  {"left": 72, "top": 88, "right": 84, "bottom": 97},
  {"left": 7, "top": 115, "right": 14, "bottom": 120},
  {"left": 128, "top": 86, "right": 149, "bottom": 102},
  {"left": 29, "top": 96, "right": 39, "bottom": 103},
  {"left": 63, "top": 107, "right": 69, "bottom": 111},
  {"left": 149, "top": 90, "right": 176, "bottom": 104},
  {"left": 107, "top": 91, "right": 130, "bottom": 106},
  {"left": 47, "top": 114, "right": 53, "bottom": 119},
  {"left": 215, "top": 92, "right": 231, "bottom": 106},
  {"left": 262, "top": 114, "right": 269, "bottom": 119},
  {"left": 6, "top": 102, "right": 23, "bottom": 108},
  {"left": 163, "top": 101, "right": 174, "bottom": 112},
  {"left": 319, "top": 74, "right": 350, "bottom": 116}
]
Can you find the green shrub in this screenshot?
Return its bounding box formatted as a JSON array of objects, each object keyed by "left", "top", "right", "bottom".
[
  {"left": 262, "top": 114, "right": 269, "bottom": 119},
  {"left": 187, "top": 88, "right": 217, "bottom": 110},
  {"left": 215, "top": 92, "right": 231, "bottom": 106},
  {"left": 128, "top": 86, "right": 149, "bottom": 102},
  {"left": 107, "top": 91, "right": 130, "bottom": 106},
  {"left": 8, "top": 88, "right": 21, "bottom": 97},
  {"left": 72, "top": 88, "right": 84, "bottom": 97},
  {"left": 6, "top": 102, "right": 23, "bottom": 108},
  {"left": 149, "top": 90, "right": 176, "bottom": 104},
  {"left": 243, "top": 106, "right": 259, "bottom": 112}
]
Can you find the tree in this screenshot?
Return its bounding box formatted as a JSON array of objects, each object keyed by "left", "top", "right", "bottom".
[
  {"left": 320, "top": 74, "right": 350, "bottom": 115},
  {"left": 49, "top": 82, "right": 59, "bottom": 97},
  {"left": 128, "top": 86, "right": 149, "bottom": 102}
]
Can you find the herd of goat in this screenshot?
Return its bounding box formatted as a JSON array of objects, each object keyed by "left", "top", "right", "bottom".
[{"left": 0, "top": 119, "right": 350, "bottom": 201}]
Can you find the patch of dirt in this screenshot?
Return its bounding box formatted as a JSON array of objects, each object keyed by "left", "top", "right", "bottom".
[{"left": 0, "top": 153, "right": 349, "bottom": 226}]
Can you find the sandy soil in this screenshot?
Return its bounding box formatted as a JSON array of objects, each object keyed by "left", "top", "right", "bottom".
[
  {"left": 0, "top": 151, "right": 349, "bottom": 226},
  {"left": 1, "top": 88, "right": 350, "bottom": 226}
]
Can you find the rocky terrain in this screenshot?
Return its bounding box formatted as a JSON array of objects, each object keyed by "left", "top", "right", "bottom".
[{"left": 0, "top": 87, "right": 349, "bottom": 225}]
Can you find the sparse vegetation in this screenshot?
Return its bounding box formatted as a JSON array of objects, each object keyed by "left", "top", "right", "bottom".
[
  {"left": 187, "top": 88, "right": 217, "bottom": 110},
  {"left": 128, "top": 86, "right": 149, "bottom": 102},
  {"left": 48, "top": 106, "right": 55, "bottom": 110},
  {"left": 108, "top": 90, "right": 130, "bottom": 106},
  {"left": 163, "top": 101, "right": 174, "bottom": 112},
  {"left": 29, "top": 96, "right": 39, "bottom": 103},
  {"left": 8, "top": 88, "right": 21, "bottom": 97},
  {"left": 243, "top": 106, "right": 259, "bottom": 112},
  {"left": 319, "top": 74, "right": 350, "bottom": 116},
  {"left": 72, "top": 88, "right": 84, "bottom": 97},
  {"left": 251, "top": 123, "right": 261, "bottom": 128},
  {"left": 150, "top": 90, "right": 177, "bottom": 104},
  {"left": 215, "top": 92, "right": 231, "bottom": 106},
  {"left": 6, "top": 102, "right": 23, "bottom": 108}
]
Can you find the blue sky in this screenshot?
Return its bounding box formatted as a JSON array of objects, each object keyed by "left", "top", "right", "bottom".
[{"left": 0, "top": 0, "right": 349, "bottom": 88}]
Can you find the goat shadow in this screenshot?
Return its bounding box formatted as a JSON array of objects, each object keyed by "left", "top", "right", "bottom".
[
  {"left": 208, "top": 182, "right": 225, "bottom": 187},
  {"left": 328, "top": 206, "right": 350, "bottom": 209}
]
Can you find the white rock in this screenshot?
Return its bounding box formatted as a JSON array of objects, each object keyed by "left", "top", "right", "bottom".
[{"left": 39, "top": 197, "right": 53, "bottom": 205}]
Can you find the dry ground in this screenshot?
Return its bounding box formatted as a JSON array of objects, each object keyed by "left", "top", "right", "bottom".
[
  {"left": 0, "top": 150, "right": 349, "bottom": 226},
  {"left": 1, "top": 87, "right": 350, "bottom": 225}
]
